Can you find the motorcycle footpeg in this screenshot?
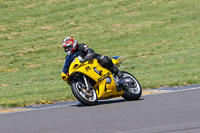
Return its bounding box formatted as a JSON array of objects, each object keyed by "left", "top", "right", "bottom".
[{"left": 116, "top": 83, "right": 125, "bottom": 92}]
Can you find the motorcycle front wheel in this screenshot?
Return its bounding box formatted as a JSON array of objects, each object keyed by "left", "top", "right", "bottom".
[
  {"left": 121, "top": 71, "right": 142, "bottom": 101},
  {"left": 71, "top": 81, "right": 98, "bottom": 106}
]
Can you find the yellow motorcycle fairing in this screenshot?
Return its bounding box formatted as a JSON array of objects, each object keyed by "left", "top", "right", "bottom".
[{"left": 61, "top": 56, "right": 124, "bottom": 100}]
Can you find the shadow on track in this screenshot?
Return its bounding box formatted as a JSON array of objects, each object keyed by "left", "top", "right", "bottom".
[{"left": 72, "top": 98, "right": 144, "bottom": 107}]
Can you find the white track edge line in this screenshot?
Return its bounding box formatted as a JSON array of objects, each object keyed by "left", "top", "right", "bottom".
[{"left": 143, "top": 87, "right": 200, "bottom": 96}]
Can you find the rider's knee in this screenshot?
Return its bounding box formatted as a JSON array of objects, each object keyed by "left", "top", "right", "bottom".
[{"left": 99, "top": 56, "right": 113, "bottom": 68}]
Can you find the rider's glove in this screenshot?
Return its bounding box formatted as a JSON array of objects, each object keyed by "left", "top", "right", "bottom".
[{"left": 82, "top": 53, "right": 93, "bottom": 63}]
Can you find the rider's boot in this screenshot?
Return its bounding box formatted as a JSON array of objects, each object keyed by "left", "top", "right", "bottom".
[
  {"left": 112, "top": 64, "right": 123, "bottom": 78},
  {"left": 110, "top": 65, "right": 124, "bottom": 91}
]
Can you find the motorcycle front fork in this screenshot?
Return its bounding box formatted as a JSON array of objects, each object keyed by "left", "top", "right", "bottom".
[{"left": 83, "top": 75, "right": 90, "bottom": 91}]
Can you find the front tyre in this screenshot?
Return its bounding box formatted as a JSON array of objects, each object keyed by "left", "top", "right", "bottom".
[
  {"left": 71, "top": 81, "right": 98, "bottom": 106},
  {"left": 122, "top": 71, "right": 142, "bottom": 101}
]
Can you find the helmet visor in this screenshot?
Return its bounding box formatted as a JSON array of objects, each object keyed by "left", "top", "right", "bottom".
[{"left": 63, "top": 45, "right": 72, "bottom": 52}]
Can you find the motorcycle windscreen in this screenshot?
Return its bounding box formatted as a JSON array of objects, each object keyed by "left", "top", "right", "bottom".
[{"left": 62, "top": 52, "right": 81, "bottom": 74}]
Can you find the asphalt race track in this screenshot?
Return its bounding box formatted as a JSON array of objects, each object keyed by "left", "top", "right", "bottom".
[{"left": 1, "top": 86, "right": 200, "bottom": 133}]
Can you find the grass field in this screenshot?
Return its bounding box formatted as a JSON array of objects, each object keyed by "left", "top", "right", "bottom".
[{"left": 0, "top": 0, "right": 200, "bottom": 107}]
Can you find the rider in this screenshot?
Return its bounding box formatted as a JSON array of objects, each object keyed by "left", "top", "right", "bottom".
[{"left": 62, "top": 36, "right": 123, "bottom": 78}]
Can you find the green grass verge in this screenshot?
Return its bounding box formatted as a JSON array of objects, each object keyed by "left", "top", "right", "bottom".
[{"left": 0, "top": 0, "right": 200, "bottom": 107}]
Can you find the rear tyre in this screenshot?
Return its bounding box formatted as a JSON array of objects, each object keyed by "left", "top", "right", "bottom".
[
  {"left": 71, "top": 81, "right": 98, "bottom": 106},
  {"left": 122, "top": 71, "right": 142, "bottom": 101}
]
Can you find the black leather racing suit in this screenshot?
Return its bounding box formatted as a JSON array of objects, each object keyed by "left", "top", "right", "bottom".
[{"left": 75, "top": 43, "right": 120, "bottom": 76}]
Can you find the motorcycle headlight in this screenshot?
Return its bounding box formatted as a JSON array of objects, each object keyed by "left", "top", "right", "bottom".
[{"left": 61, "top": 72, "right": 67, "bottom": 81}]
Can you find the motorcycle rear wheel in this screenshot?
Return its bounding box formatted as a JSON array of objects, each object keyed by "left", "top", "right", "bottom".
[
  {"left": 121, "top": 71, "right": 142, "bottom": 101},
  {"left": 71, "top": 81, "right": 98, "bottom": 106}
]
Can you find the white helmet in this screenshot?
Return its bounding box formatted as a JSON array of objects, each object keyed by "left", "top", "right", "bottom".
[{"left": 62, "top": 36, "right": 78, "bottom": 55}]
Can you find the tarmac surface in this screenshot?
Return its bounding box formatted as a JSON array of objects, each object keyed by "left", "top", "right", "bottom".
[{"left": 1, "top": 85, "right": 200, "bottom": 133}]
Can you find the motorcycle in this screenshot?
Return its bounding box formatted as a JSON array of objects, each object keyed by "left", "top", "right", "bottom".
[{"left": 61, "top": 52, "right": 142, "bottom": 105}]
